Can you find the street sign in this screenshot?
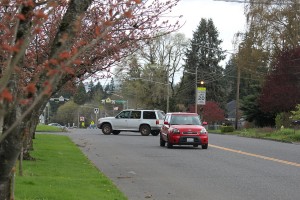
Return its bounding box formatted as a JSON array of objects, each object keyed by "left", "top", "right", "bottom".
[
  {"left": 115, "top": 100, "right": 127, "bottom": 104},
  {"left": 197, "top": 87, "right": 206, "bottom": 105},
  {"left": 94, "top": 108, "right": 99, "bottom": 114},
  {"left": 80, "top": 116, "right": 85, "bottom": 122}
]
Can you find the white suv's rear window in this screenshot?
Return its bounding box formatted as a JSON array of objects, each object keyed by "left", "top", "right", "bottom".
[{"left": 157, "top": 111, "right": 165, "bottom": 119}]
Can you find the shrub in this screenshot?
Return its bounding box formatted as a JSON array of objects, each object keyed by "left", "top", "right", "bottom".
[
  {"left": 220, "top": 126, "right": 234, "bottom": 133},
  {"left": 275, "top": 112, "right": 291, "bottom": 128}
]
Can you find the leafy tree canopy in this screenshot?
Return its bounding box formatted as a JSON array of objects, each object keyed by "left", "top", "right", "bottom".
[{"left": 259, "top": 47, "right": 300, "bottom": 113}]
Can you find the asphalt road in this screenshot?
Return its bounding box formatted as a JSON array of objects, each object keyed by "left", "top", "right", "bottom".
[{"left": 66, "top": 129, "right": 300, "bottom": 200}]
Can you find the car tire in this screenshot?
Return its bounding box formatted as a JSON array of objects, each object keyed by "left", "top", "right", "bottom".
[
  {"left": 151, "top": 131, "right": 159, "bottom": 136},
  {"left": 202, "top": 144, "right": 208, "bottom": 149},
  {"left": 167, "top": 142, "right": 173, "bottom": 148},
  {"left": 112, "top": 130, "right": 120, "bottom": 135},
  {"left": 102, "top": 124, "right": 112, "bottom": 135},
  {"left": 160, "top": 136, "right": 166, "bottom": 147},
  {"left": 140, "top": 125, "right": 151, "bottom": 136}
]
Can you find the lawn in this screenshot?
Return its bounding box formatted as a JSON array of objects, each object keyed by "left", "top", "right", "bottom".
[
  {"left": 15, "top": 134, "right": 127, "bottom": 200},
  {"left": 36, "top": 124, "right": 67, "bottom": 132}
]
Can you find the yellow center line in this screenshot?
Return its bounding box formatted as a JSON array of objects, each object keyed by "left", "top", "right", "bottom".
[{"left": 210, "top": 144, "right": 300, "bottom": 168}]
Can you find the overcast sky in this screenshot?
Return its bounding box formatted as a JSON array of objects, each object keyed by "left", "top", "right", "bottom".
[{"left": 170, "top": 0, "right": 247, "bottom": 54}]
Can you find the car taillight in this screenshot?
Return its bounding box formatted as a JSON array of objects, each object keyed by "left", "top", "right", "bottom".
[
  {"left": 200, "top": 128, "right": 207, "bottom": 134},
  {"left": 156, "top": 120, "right": 159, "bottom": 125}
]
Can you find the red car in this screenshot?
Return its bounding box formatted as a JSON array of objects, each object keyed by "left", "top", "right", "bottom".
[{"left": 160, "top": 112, "right": 208, "bottom": 149}]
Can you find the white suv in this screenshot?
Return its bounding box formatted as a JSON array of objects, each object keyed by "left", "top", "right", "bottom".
[{"left": 97, "top": 109, "right": 165, "bottom": 136}]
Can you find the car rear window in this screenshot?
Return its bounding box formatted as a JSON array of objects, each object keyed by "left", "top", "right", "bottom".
[
  {"left": 143, "top": 111, "right": 156, "bottom": 119},
  {"left": 157, "top": 111, "right": 165, "bottom": 119}
]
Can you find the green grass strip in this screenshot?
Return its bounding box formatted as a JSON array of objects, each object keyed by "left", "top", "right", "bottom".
[
  {"left": 15, "top": 134, "right": 127, "bottom": 200},
  {"left": 35, "top": 124, "right": 66, "bottom": 132}
]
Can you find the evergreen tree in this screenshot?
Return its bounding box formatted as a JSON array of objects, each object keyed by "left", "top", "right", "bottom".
[
  {"left": 223, "top": 57, "right": 237, "bottom": 102},
  {"left": 223, "top": 56, "right": 261, "bottom": 103},
  {"left": 87, "top": 80, "right": 95, "bottom": 101},
  {"left": 240, "top": 85, "right": 275, "bottom": 127},
  {"left": 178, "top": 18, "right": 226, "bottom": 107},
  {"left": 73, "top": 82, "right": 87, "bottom": 105},
  {"left": 109, "top": 78, "right": 115, "bottom": 93}
]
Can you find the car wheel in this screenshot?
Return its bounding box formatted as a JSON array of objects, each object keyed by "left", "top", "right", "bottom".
[
  {"left": 160, "top": 136, "right": 166, "bottom": 147},
  {"left": 167, "top": 141, "right": 173, "bottom": 148},
  {"left": 112, "top": 130, "right": 120, "bottom": 135},
  {"left": 151, "top": 131, "right": 159, "bottom": 136},
  {"left": 102, "top": 124, "right": 112, "bottom": 135},
  {"left": 193, "top": 145, "right": 198, "bottom": 147},
  {"left": 202, "top": 144, "right": 208, "bottom": 149},
  {"left": 140, "top": 125, "right": 151, "bottom": 136}
]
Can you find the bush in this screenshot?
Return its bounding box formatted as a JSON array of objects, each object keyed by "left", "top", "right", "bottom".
[
  {"left": 220, "top": 126, "right": 234, "bottom": 133},
  {"left": 275, "top": 112, "right": 291, "bottom": 129}
]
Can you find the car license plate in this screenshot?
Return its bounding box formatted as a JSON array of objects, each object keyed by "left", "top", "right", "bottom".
[{"left": 187, "top": 138, "right": 194, "bottom": 142}]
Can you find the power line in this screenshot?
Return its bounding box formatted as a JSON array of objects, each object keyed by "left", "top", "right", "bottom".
[{"left": 213, "top": 0, "right": 299, "bottom": 5}]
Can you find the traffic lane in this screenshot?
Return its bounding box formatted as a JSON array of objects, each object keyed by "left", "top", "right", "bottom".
[
  {"left": 68, "top": 130, "right": 300, "bottom": 200},
  {"left": 208, "top": 133, "right": 300, "bottom": 165}
]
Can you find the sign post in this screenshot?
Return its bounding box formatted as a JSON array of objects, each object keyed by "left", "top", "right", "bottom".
[{"left": 94, "top": 108, "right": 99, "bottom": 122}]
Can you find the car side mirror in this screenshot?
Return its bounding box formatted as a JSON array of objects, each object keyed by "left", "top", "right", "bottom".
[{"left": 202, "top": 121, "right": 208, "bottom": 125}]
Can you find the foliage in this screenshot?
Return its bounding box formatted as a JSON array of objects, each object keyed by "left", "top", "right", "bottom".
[
  {"left": 223, "top": 128, "right": 300, "bottom": 143},
  {"left": 202, "top": 101, "right": 225, "bottom": 124},
  {"left": 116, "top": 33, "right": 188, "bottom": 111},
  {"left": 290, "top": 104, "right": 300, "bottom": 120},
  {"left": 245, "top": 0, "right": 300, "bottom": 54},
  {"left": 224, "top": 56, "right": 264, "bottom": 103},
  {"left": 240, "top": 87, "right": 276, "bottom": 127},
  {"left": 220, "top": 126, "right": 234, "bottom": 133},
  {"left": 178, "top": 18, "right": 226, "bottom": 108},
  {"left": 73, "top": 82, "right": 87, "bottom": 105},
  {"left": 52, "top": 100, "right": 79, "bottom": 126},
  {"left": 275, "top": 112, "right": 291, "bottom": 129},
  {"left": 0, "top": 0, "right": 181, "bottom": 198},
  {"left": 259, "top": 47, "right": 300, "bottom": 113},
  {"left": 15, "top": 134, "right": 127, "bottom": 200}
]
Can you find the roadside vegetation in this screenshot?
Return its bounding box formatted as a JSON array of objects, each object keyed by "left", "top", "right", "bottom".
[
  {"left": 15, "top": 134, "right": 127, "bottom": 200},
  {"left": 211, "top": 127, "right": 300, "bottom": 143},
  {"left": 36, "top": 124, "right": 67, "bottom": 132}
]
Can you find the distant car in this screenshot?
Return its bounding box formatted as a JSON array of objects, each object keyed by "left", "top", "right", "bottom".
[
  {"left": 97, "top": 109, "right": 165, "bottom": 136},
  {"left": 160, "top": 112, "right": 208, "bottom": 149},
  {"left": 48, "top": 123, "right": 67, "bottom": 130}
]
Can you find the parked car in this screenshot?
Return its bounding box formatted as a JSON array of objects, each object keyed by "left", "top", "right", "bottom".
[
  {"left": 160, "top": 112, "right": 208, "bottom": 149},
  {"left": 48, "top": 123, "right": 67, "bottom": 130},
  {"left": 97, "top": 109, "right": 165, "bottom": 136}
]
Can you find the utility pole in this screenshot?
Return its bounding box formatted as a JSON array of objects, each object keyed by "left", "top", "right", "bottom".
[
  {"left": 195, "top": 67, "right": 198, "bottom": 113},
  {"left": 235, "top": 64, "right": 241, "bottom": 129},
  {"left": 167, "top": 69, "right": 170, "bottom": 113}
]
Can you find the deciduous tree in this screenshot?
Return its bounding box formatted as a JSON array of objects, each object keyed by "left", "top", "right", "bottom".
[
  {"left": 202, "top": 101, "right": 225, "bottom": 124},
  {"left": 0, "top": 0, "right": 180, "bottom": 198},
  {"left": 259, "top": 47, "right": 300, "bottom": 113}
]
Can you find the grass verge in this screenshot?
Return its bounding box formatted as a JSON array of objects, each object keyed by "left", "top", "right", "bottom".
[
  {"left": 210, "top": 127, "right": 300, "bottom": 143},
  {"left": 36, "top": 124, "right": 66, "bottom": 132},
  {"left": 15, "top": 134, "right": 127, "bottom": 200}
]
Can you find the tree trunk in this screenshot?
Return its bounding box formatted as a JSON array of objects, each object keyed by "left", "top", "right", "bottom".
[
  {"left": 22, "top": 115, "right": 39, "bottom": 161},
  {"left": 0, "top": 120, "right": 23, "bottom": 200}
]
